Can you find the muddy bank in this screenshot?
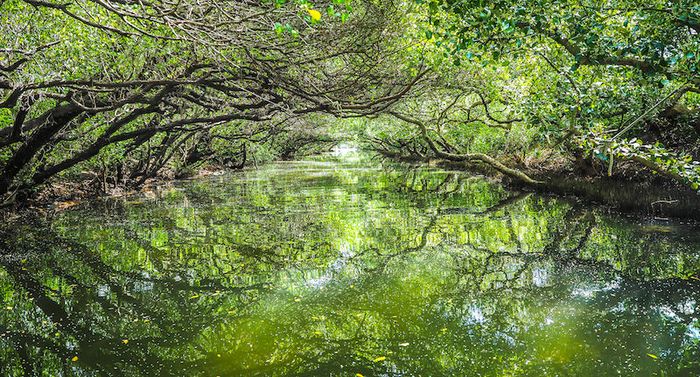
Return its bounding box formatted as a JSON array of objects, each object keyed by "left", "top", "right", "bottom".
[{"left": 539, "top": 174, "right": 700, "bottom": 220}]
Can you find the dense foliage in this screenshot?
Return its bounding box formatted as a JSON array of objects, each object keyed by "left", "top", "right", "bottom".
[
  {"left": 0, "top": 0, "right": 423, "bottom": 203},
  {"left": 410, "top": 0, "right": 700, "bottom": 186},
  {"left": 1, "top": 0, "right": 700, "bottom": 205}
]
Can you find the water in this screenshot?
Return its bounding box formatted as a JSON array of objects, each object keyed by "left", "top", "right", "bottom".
[{"left": 1, "top": 155, "right": 699, "bottom": 376}]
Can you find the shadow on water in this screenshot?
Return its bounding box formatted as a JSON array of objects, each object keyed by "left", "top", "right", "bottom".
[
  {"left": 543, "top": 175, "right": 700, "bottom": 220},
  {"left": 1, "top": 155, "right": 699, "bottom": 376}
]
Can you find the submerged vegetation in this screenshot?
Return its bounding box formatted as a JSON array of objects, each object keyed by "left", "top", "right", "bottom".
[{"left": 0, "top": 0, "right": 699, "bottom": 207}]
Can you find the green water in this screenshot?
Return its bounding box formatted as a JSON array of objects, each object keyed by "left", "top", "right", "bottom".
[{"left": 1, "top": 155, "right": 699, "bottom": 376}]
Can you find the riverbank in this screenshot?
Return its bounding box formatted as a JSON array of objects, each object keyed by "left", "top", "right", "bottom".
[
  {"left": 379, "top": 154, "right": 700, "bottom": 221},
  {"left": 3, "top": 151, "right": 700, "bottom": 222}
]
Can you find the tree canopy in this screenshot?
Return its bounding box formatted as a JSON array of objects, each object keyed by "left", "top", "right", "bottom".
[
  {"left": 415, "top": 0, "right": 700, "bottom": 187},
  {"left": 1, "top": 0, "right": 700, "bottom": 205},
  {"left": 0, "top": 0, "right": 425, "bottom": 203}
]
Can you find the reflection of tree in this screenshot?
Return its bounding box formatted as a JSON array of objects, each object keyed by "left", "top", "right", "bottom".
[
  {"left": 0, "top": 219, "right": 271, "bottom": 376},
  {"left": 440, "top": 199, "right": 700, "bottom": 376},
  {"left": 1, "top": 164, "right": 699, "bottom": 376}
]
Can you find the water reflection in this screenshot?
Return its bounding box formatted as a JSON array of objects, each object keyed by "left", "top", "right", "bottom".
[{"left": 1, "top": 157, "right": 699, "bottom": 376}]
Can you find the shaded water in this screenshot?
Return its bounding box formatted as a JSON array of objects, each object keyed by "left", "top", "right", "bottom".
[{"left": 1, "top": 154, "right": 699, "bottom": 376}]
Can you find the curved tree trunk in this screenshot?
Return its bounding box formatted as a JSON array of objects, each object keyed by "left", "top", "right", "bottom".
[{"left": 388, "top": 111, "right": 542, "bottom": 185}]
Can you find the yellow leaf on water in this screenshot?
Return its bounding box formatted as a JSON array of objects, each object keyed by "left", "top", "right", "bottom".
[
  {"left": 373, "top": 356, "right": 386, "bottom": 362},
  {"left": 71, "top": 356, "right": 78, "bottom": 362},
  {"left": 307, "top": 9, "right": 321, "bottom": 21},
  {"left": 647, "top": 353, "right": 658, "bottom": 359}
]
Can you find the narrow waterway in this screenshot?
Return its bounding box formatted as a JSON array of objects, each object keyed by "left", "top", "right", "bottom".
[{"left": 1, "top": 154, "right": 699, "bottom": 376}]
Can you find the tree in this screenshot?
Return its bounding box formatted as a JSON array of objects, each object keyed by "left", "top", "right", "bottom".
[
  {"left": 365, "top": 69, "right": 542, "bottom": 184},
  {"left": 419, "top": 0, "right": 700, "bottom": 189},
  {"left": 0, "top": 0, "right": 426, "bottom": 204}
]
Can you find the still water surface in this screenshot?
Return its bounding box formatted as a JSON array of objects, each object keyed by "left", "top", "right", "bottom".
[{"left": 1, "top": 155, "right": 699, "bottom": 376}]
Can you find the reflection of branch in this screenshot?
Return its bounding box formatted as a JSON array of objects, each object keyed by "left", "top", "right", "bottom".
[
  {"left": 566, "top": 213, "right": 596, "bottom": 256},
  {"left": 364, "top": 212, "right": 440, "bottom": 274},
  {"left": 0, "top": 220, "right": 265, "bottom": 375},
  {"left": 443, "top": 192, "right": 529, "bottom": 215}
]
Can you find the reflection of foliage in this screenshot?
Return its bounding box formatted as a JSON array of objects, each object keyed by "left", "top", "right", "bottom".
[
  {"left": 0, "top": 219, "right": 270, "bottom": 376},
  {"left": 1, "top": 159, "right": 700, "bottom": 375}
]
